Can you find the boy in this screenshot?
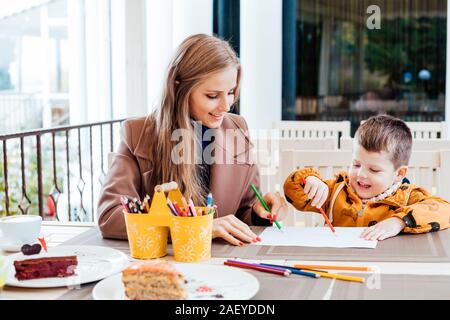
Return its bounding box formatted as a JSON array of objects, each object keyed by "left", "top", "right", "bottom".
[{"left": 284, "top": 115, "right": 450, "bottom": 241}]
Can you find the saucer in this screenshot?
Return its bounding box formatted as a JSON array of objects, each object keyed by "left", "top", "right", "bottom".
[{"left": 0, "top": 238, "right": 23, "bottom": 252}]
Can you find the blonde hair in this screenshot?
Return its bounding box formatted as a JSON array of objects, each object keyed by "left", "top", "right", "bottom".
[
  {"left": 355, "top": 115, "right": 412, "bottom": 168},
  {"left": 149, "top": 34, "right": 241, "bottom": 204}
]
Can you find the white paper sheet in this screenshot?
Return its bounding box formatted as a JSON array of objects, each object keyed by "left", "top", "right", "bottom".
[{"left": 254, "top": 227, "right": 377, "bottom": 249}]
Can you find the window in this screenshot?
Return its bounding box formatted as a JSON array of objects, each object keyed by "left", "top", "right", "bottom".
[{"left": 283, "top": 0, "right": 447, "bottom": 135}]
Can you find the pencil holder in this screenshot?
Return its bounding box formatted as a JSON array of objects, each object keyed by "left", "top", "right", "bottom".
[
  {"left": 123, "top": 185, "right": 214, "bottom": 262},
  {"left": 170, "top": 210, "right": 213, "bottom": 263},
  {"left": 124, "top": 212, "right": 169, "bottom": 259}
]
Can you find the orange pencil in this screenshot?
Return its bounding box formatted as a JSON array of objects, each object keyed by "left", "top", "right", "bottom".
[
  {"left": 293, "top": 264, "right": 372, "bottom": 272},
  {"left": 319, "top": 207, "right": 335, "bottom": 234},
  {"left": 173, "top": 202, "right": 184, "bottom": 216},
  {"left": 181, "top": 197, "right": 190, "bottom": 216}
]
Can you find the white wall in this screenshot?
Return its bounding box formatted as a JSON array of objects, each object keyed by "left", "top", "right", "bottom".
[
  {"left": 172, "top": 0, "right": 213, "bottom": 48},
  {"left": 67, "top": 0, "right": 87, "bottom": 125},
  {"left": 110, "top": 0, "right": 126, "bottom": 120},
  {"left": 240, "top": 0, "right": 282, "bottom": 131},
  {"left": 85, "top": 0, "right": 112, "bottom": 122},
  {"left": 124, "top": 0, "right": 148, "bottom": 118},
  {"left": 146, "top": 0, "right": 173, "bottom": 113},
  {"left": 68, "top": 0, "right": 112, "bottom": 124}
]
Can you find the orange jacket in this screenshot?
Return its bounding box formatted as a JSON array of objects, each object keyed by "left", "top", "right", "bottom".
[{"left": 284, "top": 167, "right": 450, "bottom": 234}]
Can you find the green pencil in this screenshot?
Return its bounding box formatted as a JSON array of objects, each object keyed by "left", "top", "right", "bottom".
[{"left": 250, "top": 183, "right": 282, "bottom": 231}]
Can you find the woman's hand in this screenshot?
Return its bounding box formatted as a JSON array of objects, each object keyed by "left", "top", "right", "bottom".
[
  {"left": 252, "top": 192, "right": 289, "bottom": 222},
  {"left": 304, "top": 176, "right": 329, "bottom": 208},
  {"left": 212, "top": 214, "right": 261, "bottom": 246},
  {"left": 360, "top": 217, "right": 406, "bottom": 241}
]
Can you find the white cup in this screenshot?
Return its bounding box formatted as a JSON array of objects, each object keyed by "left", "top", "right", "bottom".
[{"left": 0, "top": 215, "right": 42, "bottom": 245}]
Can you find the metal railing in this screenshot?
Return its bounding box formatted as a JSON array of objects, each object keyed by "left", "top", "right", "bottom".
[{"left": 0, "top": 119, "right": 126, "bottom": 222}]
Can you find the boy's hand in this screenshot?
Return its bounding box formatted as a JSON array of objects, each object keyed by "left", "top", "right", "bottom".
[
  {"left": 360, "top": 217, "right": 406, "bottom": 241},
  {"left": 303, "top": 176, "right": 329, "bottom": 208}
]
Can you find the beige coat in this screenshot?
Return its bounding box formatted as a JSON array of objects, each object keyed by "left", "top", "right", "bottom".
[{"left": 97, "top": 113, "right": 267, "bottom": 239}]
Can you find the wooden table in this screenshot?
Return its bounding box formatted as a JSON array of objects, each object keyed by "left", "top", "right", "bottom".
[{"left": 2, "top": 226, "right": 450, "bottom": 300}]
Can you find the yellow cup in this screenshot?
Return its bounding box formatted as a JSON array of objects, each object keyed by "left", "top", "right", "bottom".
[
  {"left": 170, "top": 210, "right": 213, "bottom": 263},
  {"left": 124, "top": 212, "right": 169, "bottom": 259}
]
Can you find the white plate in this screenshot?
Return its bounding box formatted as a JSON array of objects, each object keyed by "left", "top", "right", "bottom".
[
  {"left": 5, "top": 245, "right": 130, "bottom": 288},
  {"left": 92, "top": 263, "right": 260, "bottom": 300}
]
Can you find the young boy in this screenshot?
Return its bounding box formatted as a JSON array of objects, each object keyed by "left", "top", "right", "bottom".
[{"left": 284, "top": 115, "right": 450, "bottom": 241}]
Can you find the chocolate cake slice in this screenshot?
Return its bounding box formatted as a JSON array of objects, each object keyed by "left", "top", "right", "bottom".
[{"left": 14, "top": 256, "right": 78, "bottom": 281}]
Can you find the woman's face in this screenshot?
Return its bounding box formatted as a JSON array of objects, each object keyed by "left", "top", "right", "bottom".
[{"left": 189, "top": 67, "right": 238, "bottom": 128}]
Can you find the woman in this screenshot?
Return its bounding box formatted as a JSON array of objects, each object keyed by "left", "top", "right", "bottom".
[{"left": 98, "top": 34, "right": 288, "bottom": 245}]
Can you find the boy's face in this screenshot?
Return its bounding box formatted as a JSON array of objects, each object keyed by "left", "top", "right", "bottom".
[{"left": 349, "top": 142, "right": 407, "bottom": 199}]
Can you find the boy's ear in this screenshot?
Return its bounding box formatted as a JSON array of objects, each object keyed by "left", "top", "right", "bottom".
[{"left": 396, "top": 166, "right": 408, "bottom": 182}]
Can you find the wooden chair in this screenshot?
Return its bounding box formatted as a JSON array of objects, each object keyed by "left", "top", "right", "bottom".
[
  {"left": 252, "top": 137, "right": 337, "bottom": 194},
  {"left": 405, "top": 121, "right": 448, "bottom": 139},
  {"left": 279, "top": 149, "right": 450, "bottom": 227},
  {"left": 272, "top": 121, "right": 351, "bottom": 140},
  {"left": 360, "top": 120, "right": 448, "bottom": 139}
]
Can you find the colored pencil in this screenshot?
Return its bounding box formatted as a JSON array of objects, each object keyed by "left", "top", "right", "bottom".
[
  {"left": 207, "top": 193, "right": 213, "bottom": 215},
  {"left": 226, "top": 260, "right": 297, "bottom": 275},
  {"left": 224, "top": 260, "right": 291, "bottom": 277},
  {"left": 305, "top": 270, "right": 365, "bottom": 283},
  {"left": 166, "top": 199, "right": 178, "bottom": 216},
  {"left": 207, "top": 193, "right": 213, "bottom": 206},
  {"left": 293, "top": 264, "right": 372, "bottom": 272},
  {"left": 173, "top": 202, "right": 184, "bottom": 216},
  {"left": 260, "top": 263, "right": 326, "bottom": 275},
  {"left": 319, "top": 207, "right": 335, "bottom": 234},
  {"left": 187, "top": 198, "right": 197, "bottom": 217},
  {"left": 181, "top": 197, "right": 190, "bottom": 216},
  {"left": 143, "top": 195, "right": 150, "bottom": 212},
  {"left": 250, "top": 183, "right": 282, "bottom": 231},
  {"left": 258, "top": 263, "right": 320, "bottom": 278},
  {"left": 120, "top": 196, "right": 130, "bottom": 213},
  {"left": 128, "top": 201, "right": 137, "bottom": 213}
]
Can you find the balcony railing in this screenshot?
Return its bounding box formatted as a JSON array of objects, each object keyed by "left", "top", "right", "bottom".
[{"left": 0, "top": 119, "right": 125, "bottom": 222}]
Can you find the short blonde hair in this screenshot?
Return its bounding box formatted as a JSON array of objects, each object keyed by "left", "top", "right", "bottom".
[{"left": 355, "top": 115, "right": 412, "bottom": 168}]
